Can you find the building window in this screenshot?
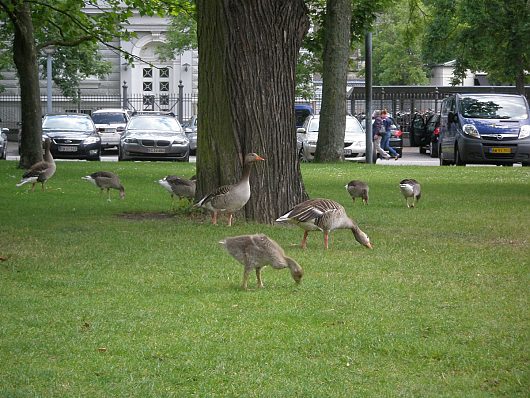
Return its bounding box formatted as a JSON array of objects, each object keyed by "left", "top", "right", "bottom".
[
  {"left": 143, "top": 68, "right": 153, "bottom": 78},
  {"left": 159, "top": 67, "right": 169, "bottom": 78},
  {"left": 143, "top": 82, "right": 153, "bottom": 91},
  {"left": 160, "top": 82, "right": 169, "bottom": 92}
]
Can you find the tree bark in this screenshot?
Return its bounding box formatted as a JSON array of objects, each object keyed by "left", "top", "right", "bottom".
[
  {"left": 10, "top": 1, "right": 43, "bottom": 168},
  {"left": 196, "top": 0, "right": 309, "bottom": 224},
  {"left": 315, "top": 0, "right": 352, "bottom": 162}
]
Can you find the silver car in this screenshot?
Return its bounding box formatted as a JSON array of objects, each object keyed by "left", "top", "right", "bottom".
[
  {"left": 182, "top": 115, "right": 198, "bottom": 155},
  {"left": 91, "top": 108, "right": 130, "bottom": 151},
  {"left": 297, "top": 115, "right": 366, "bottom": 161},
  {"left": 119, "top": 114, "right": 190, "bottom": 161}
]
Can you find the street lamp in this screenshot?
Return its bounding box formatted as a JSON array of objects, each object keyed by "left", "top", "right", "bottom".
[{"left": 43, "top": 46, "right": 56, "bottom": 114}]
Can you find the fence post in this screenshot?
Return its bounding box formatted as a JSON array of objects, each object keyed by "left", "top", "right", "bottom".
[
  {"left": 122, "top": 81, "right": 128, "bottom": 109},
  {"left": 178, "top": 80, "right": 184, "bottom": 123}
]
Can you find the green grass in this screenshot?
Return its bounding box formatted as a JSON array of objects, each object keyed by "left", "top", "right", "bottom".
[{"left": 1, "top": 160, "right": 529, "bottom": 397}]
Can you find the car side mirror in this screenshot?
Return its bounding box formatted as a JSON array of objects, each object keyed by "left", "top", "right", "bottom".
[
  {"left": 1, "top": 127, "right": 9, "bottom": 134},
  {"left": 296, "top": 127, "right": 306, "bottom": 134}
]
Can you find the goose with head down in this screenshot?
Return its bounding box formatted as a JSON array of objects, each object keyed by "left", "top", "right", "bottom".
[
  {"left": 345, "top": 180, "right": 369, "bottom": 205},
  {"left": 195, "top": 153, "right": 265, "bottom": 226},
  {"left": 158, "top": 175, "right": 196, "bottom": 208},
  {"left": 16, "top": 138, "right": 56, "bottom": 192},
  {"left": 276, "top": 198, "right": 372, "bottom": 250},
  {"left": 220, "top": 233, "right": 303, "bottom": 290},
  {"left": 399, "top": 179, "right": 421, "bottom": 208},
  {"left": 82, "top": 171, "right": 125, "bottom": 201}
]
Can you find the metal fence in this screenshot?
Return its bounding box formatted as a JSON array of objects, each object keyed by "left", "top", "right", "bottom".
[{"left": 1, "top": 85, "right": 528, "bottom": 134}]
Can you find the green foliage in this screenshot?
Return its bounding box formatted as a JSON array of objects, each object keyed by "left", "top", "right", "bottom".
[
  {"left": 1, "top": 160, "right": 529, "bottom": 396},
  {"left": 157, "top": 4, "right": 197, "bottom": 61},
  {"left": 371, "top": 0, "right": 430, "bottom": 85},
  {"left": 424, "top": 0, "right": 530, "bottom": 88},
  {"left": 0, "top": 0, "right": 171, "bottom": 98}
]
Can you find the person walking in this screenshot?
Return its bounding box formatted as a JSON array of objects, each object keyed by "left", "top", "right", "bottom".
[
  {"left": 372, "top": 110, "right": 391, "bottom": 161},
  {"left": 380, "top": 109, "right": 400, "bottom": 160}
]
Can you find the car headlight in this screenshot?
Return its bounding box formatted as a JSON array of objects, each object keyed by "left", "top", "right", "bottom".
[
  {"left": 307, "top": 140, "right": 317, "bottom": 146},
  {"left": 519, "top": 125, "right": 530, "bottom": 139},
  {"left": 124, "top": 138, "right": 138, "bottom": 144},
  {"left": 462, "top": 124, "right": 480, "bottom": 138},
  {"left": 84, "top": 136, "right": 100, "bottom": 144}
]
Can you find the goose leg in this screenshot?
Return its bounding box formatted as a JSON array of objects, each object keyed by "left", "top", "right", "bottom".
[
  {"left": 256, "top": 268, "right": 264, "bottom": 288},
  {"left": 211, "top": 211, "right": 218, "bottom": 225},
  {"left": 324, "top": 231, "right": 329, "bottom": 249},
  {"left": 301, "top": 231, "right": 309, "bottom": 249},
  {"left": 241, "top": 268, "right": 250, "bottom": 290},
  {"left": 107, "top": 188, "right": 112, "bottom": 202},
  {"left": 227, "top": 213, "right": 233, "bottom": 227},
  {"left": 31, "top": 182, "right": 36, "bottom": 192}
]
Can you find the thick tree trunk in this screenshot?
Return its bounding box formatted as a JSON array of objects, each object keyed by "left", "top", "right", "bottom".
[
  {"left": 11, "top": 2, "right": 43, "bottom": 169},
  {"left": 196, "top": 0, "right": 309, "bottom": 224},
  {"left": 314, "top": 0, "right": 352, "bottom": 162}
]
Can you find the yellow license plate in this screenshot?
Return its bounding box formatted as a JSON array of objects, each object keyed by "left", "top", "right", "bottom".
[{"left": 490, "top": 147, "right": 511, "bottom": 154}]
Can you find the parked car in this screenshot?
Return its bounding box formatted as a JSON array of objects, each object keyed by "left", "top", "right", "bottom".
[
  {"left": 119, "top": 114, "right": 190, "bottom": 161},
  {"left": 424, "top": 113, "right": 441, "bottom": 158},
  {"left": 439, "top": 93, "right": 530, "bottom": 166},
  {"left": 42, "top": 114, "right": 101, "bottom": 161},
  {"left": 297, "top": 114, "right": 366, "bottom": 162},
  {"left": 0, "top": 124, "right": 8, "bottom": 159},
  {"left": 91, "top": 108, "right": 130, "bottom": 151},
  {"left": 295, "top": 104, "right": 314, "bottom": 129},
  {"left": 182, "top": 115, "right": 198, "bottom": 155}
]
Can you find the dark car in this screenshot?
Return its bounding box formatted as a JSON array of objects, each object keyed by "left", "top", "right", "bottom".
[
  {"left": 119, "top": 114, "right": 189, "bottom": 161},
  {"left": 424, "top": 113, "right": 441, "bottom": 158},
  {"left": 42, "top": 114, "right": 101, "bottom": 161},
  {"left": 295, "top": 104, "right": 314, "bottom": 129},
  {"left": 409, "top": 111, "right": 436, "bottom": 151},
  {"left": 439, "top": 93, "right": 530, "bottom": 166},
  {"left": 0, "top": 121, "right": 8, "bottom": 159},
  {"left": 182, "top": 115, "right": 198, "bottom": 155}
]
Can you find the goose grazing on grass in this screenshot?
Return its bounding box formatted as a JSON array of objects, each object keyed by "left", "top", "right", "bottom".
[
  {"left": 16, "top": 138, "right": 56, "bottom": 192},
  {"left": 219, "top": 234, "right": 303, "bottom": 290},
  {"left": 345, "top": 180, "right": 369, "bottom": 205},
  {"left": 399, "top": 179, "right": 421, "bottom": 208},
  {"left": 158, "top": 175, "right": 196, "bottom": 208},
  {"left": 195, "top": 153, "right": 265, "bottom": 226},
  {"left": 82, "top": 171, "right": 125, "bottom": 201},
  {"left": 276, "top": 198, "right": 373, "bottom": 250}
]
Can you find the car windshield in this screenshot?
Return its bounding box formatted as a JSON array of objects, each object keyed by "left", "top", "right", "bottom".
[
  {"left": 43, "top": 116, "right": 93, "bottom": 131},
  {"left": 307, "top": 116, "right": 363, "bottom": 134},
  {"left": 128, "top": 117, "right": 181, "bottom": 132},
  {"left": 92, "top": 113, "right": 127, "bottom": 124},
  {"left": 459, "top": 95, "right": 529, "bottom": 120}
]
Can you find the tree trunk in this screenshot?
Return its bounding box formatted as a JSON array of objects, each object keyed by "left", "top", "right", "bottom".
[
  {"left": 11, "top": 2, "right": 43, "bottom": 169},
  {"left": 314, "top": 0, "right": 352, "bottom": 162},
  {"left": 196, "top": 0, "right": 309, "bottom": 224}
]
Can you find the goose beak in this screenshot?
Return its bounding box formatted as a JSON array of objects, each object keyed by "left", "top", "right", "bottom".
[{"left": 256, "top": 155, "right": 265, "bottom": 161}]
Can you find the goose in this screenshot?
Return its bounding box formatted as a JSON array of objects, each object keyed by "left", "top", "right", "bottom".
[
  {"left": 82, "top": 171, "right": 125, "bottom": 201},
  {"left": 276, "top": 198, "right": 372, "bottom": 250},
  {"left": 158, "top": 175, "right": 196, "bottom": 208},
  {"left": 219, "top": 234, "right": 303, "bottom": 290},
  {"left": 345, "top": 180, "right": 369, "bottom": 205},
  {"left": 399, "top": 179, "right": 421, "bottom": 208},
  {"left": 195, "top": 153, "right": 265, "bottom": 226},
  {"left": 16, "top": 138, "right": 56, "bottom": 191}
]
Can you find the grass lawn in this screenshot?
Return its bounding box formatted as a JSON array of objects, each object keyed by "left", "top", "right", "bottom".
[{"left": 0, "top": 159, "right": 528, "bottom": 397}]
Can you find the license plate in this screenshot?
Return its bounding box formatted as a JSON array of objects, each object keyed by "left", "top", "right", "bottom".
[
  {"left": 148, "top": 148, "right": 166, "bottom": 153},
  {"left": 58, "top": 146, "right": 78, "bottom": 152},
  {"left": 344, "top": 149, "right": 352, "bottom": 155},
  {"left": 490, "top": 147, "right": 511, "bottom": 154}
]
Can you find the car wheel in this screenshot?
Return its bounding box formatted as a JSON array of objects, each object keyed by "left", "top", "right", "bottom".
[
  {"left": 429, "top": 141, "right": 438, "bottom": 158},
  {"left": 439, "top": 147, "right": 451, "bottom": 166},
  {"left": 419, "top": 146, "right": 426, "bottom": 154},
  {"left": 300, "top": 146, "right": 310, "bottom": 163},
  {"left": 455, "top": 145, "right": 466, "bottom": 166}
]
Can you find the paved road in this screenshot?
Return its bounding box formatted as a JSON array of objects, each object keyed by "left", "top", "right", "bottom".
[{"left": 6, "top": 141, "right": 439, "bottom": 166}]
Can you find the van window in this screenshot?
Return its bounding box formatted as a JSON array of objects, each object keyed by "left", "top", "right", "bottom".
[{"left": 459, "top": 95, "right": 528, "bottom": 120}]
